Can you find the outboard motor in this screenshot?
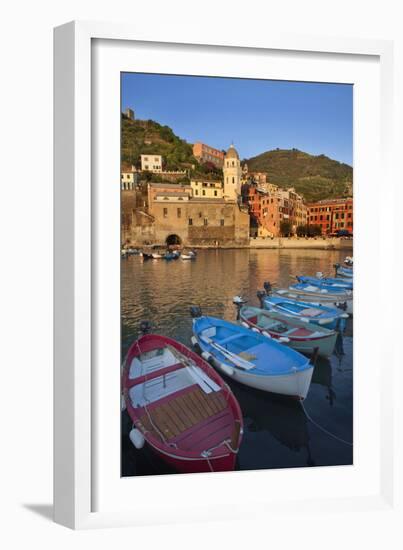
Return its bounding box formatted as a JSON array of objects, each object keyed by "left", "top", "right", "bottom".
[
  {"left": 232, "top": 295, "right": 247, "bottom": 320},
  {"left": 139, "top": 320, "right": 152, "bottom": 335},
  {"left": 190, "top": 306, "right": 202, "bottom": 318},
  {"left": 263, "top": 281, "right": 273, "bottom": 295},
  {"left": 257, "top": 290, "right": 266, "bottom": 309},
  {"left": 333, "top": 263, "right": 340, "bottom": 277}
]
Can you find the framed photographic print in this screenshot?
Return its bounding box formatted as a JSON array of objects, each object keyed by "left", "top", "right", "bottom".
[{"left": 54, "top": 21, "right": 397, "bottom": 530}]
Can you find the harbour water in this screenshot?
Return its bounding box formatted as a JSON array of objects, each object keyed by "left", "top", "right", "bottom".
[{"left": 121, "top": 248, "right": 353, "bottom": 476}]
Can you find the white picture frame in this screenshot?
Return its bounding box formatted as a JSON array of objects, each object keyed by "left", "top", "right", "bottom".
[{"left": 54, "top": 21, "right": 398, "bottom": 530}]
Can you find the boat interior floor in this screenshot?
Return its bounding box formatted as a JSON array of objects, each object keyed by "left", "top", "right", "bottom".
[
  {"left": 128, "top": 344, "right": 235, "bottom": 453},
  {"left": 136, "top": 385, "right": 234, "bottom": 453}
]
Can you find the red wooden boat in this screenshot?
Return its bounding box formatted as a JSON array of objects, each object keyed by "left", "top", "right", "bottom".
[{"left": 122, "top": 334, "right": 243, "bottom": 473}]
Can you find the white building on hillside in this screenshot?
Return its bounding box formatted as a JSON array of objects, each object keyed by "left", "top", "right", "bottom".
[{"left": 141, "top": 154, "right": 162, "bottom": 173}]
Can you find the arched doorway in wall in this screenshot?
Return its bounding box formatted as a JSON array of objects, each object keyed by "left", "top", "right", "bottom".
[{"left": 166, "top": 234, "right": 182, "bottom": 248}]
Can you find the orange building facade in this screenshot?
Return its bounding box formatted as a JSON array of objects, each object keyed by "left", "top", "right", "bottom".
[
  {"left": 241, "top": 182, "right": 280, "bottom": 237},
  {"left": 193, "top": 142, "right": 225, "bottom": 168},
  {"left": 307, "top": 198, "right": 353, "bottom": 235}
]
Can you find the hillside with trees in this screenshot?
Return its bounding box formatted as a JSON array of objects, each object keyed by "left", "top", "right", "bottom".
[
  {"left": 245, "top": 148, "right": 353, "bottom": 202},
  {"left": 121, "top": 114, "right": 222, "bottom": 180}
]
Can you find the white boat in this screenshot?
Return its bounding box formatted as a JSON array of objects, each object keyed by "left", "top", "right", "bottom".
[
  {"left": 239, "top": 305, "right": 338, "bottom": 357},
  {"left": 277, "top": 284, "right": 353, "bottom": 315},
  {"left": 191, "top": 312, "right": 314, "bottom": 400},
  {"left": 151, "top": 252, "right": 163, "bottom": 259}
]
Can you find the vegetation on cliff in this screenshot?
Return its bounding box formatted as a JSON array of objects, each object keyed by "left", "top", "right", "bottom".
[
  {"left": 245, "top": 148, "right": 352, "bottom": 202},
  {"left": 121, "top": 115, "right": 222, "bottom": 180}
]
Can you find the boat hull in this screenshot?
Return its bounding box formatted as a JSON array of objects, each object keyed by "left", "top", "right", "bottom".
[
  {"left": 275, "top": 290, "right": 353, "bottom": 315},
  {"left": 147, "top": 439, "right": 237, "bottom": 473},
  {"left": 207, "top": 354, "right": 314, "bottom": 400},
  {"left": 241, "top": 322, "right": 337, "bottom": 357}
]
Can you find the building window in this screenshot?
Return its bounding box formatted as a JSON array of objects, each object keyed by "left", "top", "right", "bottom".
[
  {"left": 163, "top": 208, "right": 168, "bottom": 218},
  {"left": 232, "top": 177, "right": 235, "bottom": 184},
  {"left": 145, "top": 165, "right": 149, "bottom": 170},
  {"left": 220, "top": 219, "right": 224, "bottom": 226},
  {"left": 202, "top": 190, "right": 206, "bottom": 196},
  {"left": 177, "top": 208, "right": 181, "bottom": 218},
  {"left": 195, "top": 189, "right": 199, "bottom": 195},
  {"left": 188, "top": 218, "right": 193, "bottom": 226},
  {"left": 204, "top": 218, "right": 208, "bottom": 226},
  {"left": 199, "top": 212, "right": 202, "bottom": 218},
  {"left": 214, "top": 190, "right": 218, "bottom": 196}
]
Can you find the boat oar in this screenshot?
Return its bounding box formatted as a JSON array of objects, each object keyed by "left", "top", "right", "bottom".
[{"left": 202, "top": 336, "right": 255, "bottom": 371}]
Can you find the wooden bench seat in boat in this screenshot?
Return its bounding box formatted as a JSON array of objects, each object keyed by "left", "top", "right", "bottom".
[{"left": 137, "top": 385, "right": 230, "bottom": 448}]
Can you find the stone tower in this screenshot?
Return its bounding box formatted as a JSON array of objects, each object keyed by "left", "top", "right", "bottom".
[{"left": 223, "top": 144, "right": 242, "bottom": 200}]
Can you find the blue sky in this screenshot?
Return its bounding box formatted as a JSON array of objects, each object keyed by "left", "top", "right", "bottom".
[{"left": 121, "top": 73, "right": 353, "bottom": 166}]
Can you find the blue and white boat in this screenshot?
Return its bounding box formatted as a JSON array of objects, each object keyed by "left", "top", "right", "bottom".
[
  {"left": 191, "top": 312, "right": 314, "bottom": 400},
  {"left": 296, "top": 275, "right": 353, "bottom": 291},
  {"left": 260, "top": 294, "right": 349, "bottom": 331},
  {"left": 284, "top": 282, "right": 353, "bottom": 314},
  {"left": 334, "top": 263, "right": 353, "bottom": 279}
]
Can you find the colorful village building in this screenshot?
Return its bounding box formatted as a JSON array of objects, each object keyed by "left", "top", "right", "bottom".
[{"left": 307, "top": 197, "right": 353, "bottom": 235}]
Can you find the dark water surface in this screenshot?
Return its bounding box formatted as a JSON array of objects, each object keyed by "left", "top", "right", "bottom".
[{"left": 121, "top": 248, "right": 353, "bottom": 476}]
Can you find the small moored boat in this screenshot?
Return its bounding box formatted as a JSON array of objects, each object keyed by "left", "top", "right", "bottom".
[
  {"left": 122, "top": 332, "right": 243, "bottom": 473},
  {"left": 181, "top": 251, "right": 196, "bottom": 260},
  {"left": 296, "top": 274, "right": 353, "bottom": 291},
  {"left": 334, "top": 263, "right": 353, "bottom": 279},
  {"left": 191, "top": 310, "right": 314, "bottom": 400},
  {"left": 287, "top": 282, "right": 353, "bottom": 314},
  {"left": 239, "top": 305, "right": 337, "bottom": 357},
  {"left": 259, "top": 292, "right": 348, "bottom": 331}
]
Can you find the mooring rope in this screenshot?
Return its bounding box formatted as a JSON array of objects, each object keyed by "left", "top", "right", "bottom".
[{"left": 300, "top": 401, "right": 353, "bottom": 447}]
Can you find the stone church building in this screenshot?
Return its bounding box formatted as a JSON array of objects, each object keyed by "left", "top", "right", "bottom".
[{"left": 121, "top": 144, "right": 250, "bottom": 247}]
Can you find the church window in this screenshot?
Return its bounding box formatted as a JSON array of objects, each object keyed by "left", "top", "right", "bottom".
[
  {"left": 163, "top": 208, "right": 168, "bottom": 218},
  {"left": 232, "top": 177, "right": 235, "bottom": 184},
  {"left": 204, "top": 218, "right": 208, "bottom": 226},
  {"left": 188, "top": 218, "right": 193, "bottom": 225}
]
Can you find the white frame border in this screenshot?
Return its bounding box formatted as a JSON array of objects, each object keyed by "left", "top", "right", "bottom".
[{"left": 54, "top": 21, "right": 396, "bottom": 530}]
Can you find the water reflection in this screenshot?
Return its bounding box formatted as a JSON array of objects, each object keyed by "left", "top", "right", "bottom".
[{"left": 121, "top": 248, "right": 353, "bottom": 475}]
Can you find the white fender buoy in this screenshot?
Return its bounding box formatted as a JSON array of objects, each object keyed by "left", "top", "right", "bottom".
[
  {"left": 201, "top": 351, "right": 212, "bottom": 362},
  {"left": 220, "top": 364, "right": 234, "bottom": 377},
  {"left": 129, "top": 428, "right": 145, "bottom": 450},
  {"left": 262, "top": 331, "right": 272, "bottom": 338},
  {"left": 300, "top": 317, "right": 309, "bottom": 323},
  {"left": 191, "top": 336, "right": 198, "bottom": 347},
  {"left": 121, "top": 394, "right": 126, "bottom": 412},
  {"left": 340, "top": 313, "right": 349, "bottom": 318},
  {"left": 318, "top": 318, "right": 330, "bottom": 325},
  {"left": 241, "top": 321, "right": 249, "bottom": 329},
  {"left": 251, "top": 327, "right": 260, "bottom": 333},
  {"left": 279, "top": 337, "right": 290, "bottom": 343}
]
